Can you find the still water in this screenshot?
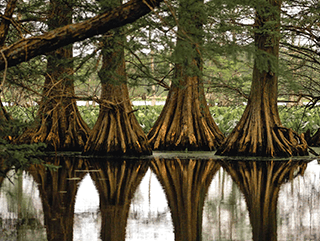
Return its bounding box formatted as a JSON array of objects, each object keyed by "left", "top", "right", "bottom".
[{"left": 0, "top": 151, "right": 320, "bottom": 241}]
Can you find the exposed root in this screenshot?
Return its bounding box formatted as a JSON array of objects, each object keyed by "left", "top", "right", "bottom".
[
  {"left": 83, "top": 100, "right": 151, "bottom": 156},
  {"left": 148, "top": 78, "right": 225, "bottom": 151},
  {"left": 216, "top": 117, "right": 309, "bottom": 157},
  {"left": 16, "top": 101, "right": 89, "bottom": 151}
]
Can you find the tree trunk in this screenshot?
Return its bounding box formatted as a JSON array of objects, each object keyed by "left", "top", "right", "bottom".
[
  {"left": 16, "top": 0, "right": 90, "bottom": 151},
  {"left": 147, "top": 0, "right": 224, "bottom": 151},
  {"left": 83, "top": 31, "right": 151, "bottom": 155},
  {"left": 216, "top": 0, "right": 308, "bottom": 157},
  {"left": 219, "top": 159, "right": 308, "bottom": 241}
]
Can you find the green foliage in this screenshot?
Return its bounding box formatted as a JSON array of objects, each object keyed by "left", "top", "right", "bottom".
[
  {"left": 279, "top": 106, "right": 320, "bottom": 135},
  {"left": 133, "top": 105, "right": 164, "bottom": 134},
  {"left": 6, "top": 105, "right": 320, "bottom": 138},
  {"left": 78, "top": 106, "right": 99, "bottom": 129},
  {"left": 0, "top": 140, "right": 49, "bottom": 177},
  {"left": 210, "top": 105, "right": 245, "bottom": 136}
]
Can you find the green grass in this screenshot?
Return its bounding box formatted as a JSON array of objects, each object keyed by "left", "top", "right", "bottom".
[{"left": 5, "top": 104, "right": 320, "bottom": 136}]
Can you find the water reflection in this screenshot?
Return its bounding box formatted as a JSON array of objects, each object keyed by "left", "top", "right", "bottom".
[
  {"left": 86, "top": 158, "right": 148, "bottom": 241},
  {"left": 218, "top": 159, "right": 308, "bottom": 241},
  {"left": 0, "top": 154, "right": 319, "bottom": 240},
  {"left": 150, "top": 157, "right": 220, "bottom": 241},
  {"left": 28, "top": 156, "right": 87, "bottom": 241}
]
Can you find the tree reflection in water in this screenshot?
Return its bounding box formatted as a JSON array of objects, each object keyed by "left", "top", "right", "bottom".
[
  {"left": 218, "top": 159, "right": 308, "bottom": 241},
  {"left": 28, "top": 156, "right": 87, "bottom": 241},
  {"left": 86, "top": 158, "right": 148, "bottom": 241},
  {"left": 150, "top": 157, "right": 220, "bottom": 241},
  {"left": 1, "top": 154, "right": 319, "bottom": 241}
]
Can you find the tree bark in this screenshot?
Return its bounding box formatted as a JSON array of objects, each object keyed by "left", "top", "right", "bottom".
[
  {"left": 147, "top": 0, "right": 224, "bottom": 151},
  {"left": 0, "top": 0, "right": 163, "bottom": 71},
  {"left": 216, "top": 0, "right": 308, "bottom": 157},
  {"left": 83, "top": 31, "right": 151, "bottom": 155},
  {"left": 16, "top": 0, "right": 90, "bottom": 151}
]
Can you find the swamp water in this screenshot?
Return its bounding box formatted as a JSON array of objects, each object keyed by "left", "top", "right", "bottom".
[{"left": 1, "top": 151, "right": 320, "bottom": 241}]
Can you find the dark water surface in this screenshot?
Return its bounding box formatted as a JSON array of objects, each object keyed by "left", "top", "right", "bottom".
[{"left": 1, "top": 151, "right": 320, "bottom": 241}]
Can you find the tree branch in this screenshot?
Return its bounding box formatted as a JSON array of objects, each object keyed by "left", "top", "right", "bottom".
[{"left": 0, "top": 0, "right": 163, "bottom": 71}]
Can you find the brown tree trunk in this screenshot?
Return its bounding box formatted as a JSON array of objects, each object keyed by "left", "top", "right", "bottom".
[
  {"left": 28, "top": 157, "right": 87, "bottom": 241},
  {"left": 150, "top": 157, "right": 220, "bottom": 241},
  {"left": 216, "top": 0, "right": 308, "bottom": 157},
  {"left": 147, "top": 0, "right": 224, "bottom": 151},
  {"left": 16, "top": 0, "right": 90, "bottom": 151},
  {"left": 88, "top": 158, "right": 148, "bottom": 241},
  {"left": 83, "top": 31, "right": 151, "bottom": 155},
  {"left": 219, "top": 159, "right": 308, "bottom": 241}
]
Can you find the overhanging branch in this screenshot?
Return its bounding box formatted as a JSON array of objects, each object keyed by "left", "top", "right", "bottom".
[{"left": 0, "top": 0, "right": 163, "bottom": 71}]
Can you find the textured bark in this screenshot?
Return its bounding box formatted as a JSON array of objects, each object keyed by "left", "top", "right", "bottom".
[
  {"left": 83, "top": 32, "right": 151, "bottom": 155},
  {"left": 219, "top": 159, "right": 308, "bottom": 241},
  {"left": 88, "top": 158, "right": 148, "bottom": 241},
  {"left": 0, "top": 0, "right": 163, "bottom": 71},
  {"left": 216, "top": 0, "right": 308, "bottom": 157},
  {"left": 147, "top": 0, "right": 224, "bottom": 151},
  {"left": 16, "top": 1, "right": 90, "bottom": 151},
  {"left": 148, "top": 74, "right": 224, "bottom": 151},
  {"left": 150, "top": 157, "right": 220, "bottom": 241},
  {"left": 28, "top": 157, "right": 86, "bottom": 241}
]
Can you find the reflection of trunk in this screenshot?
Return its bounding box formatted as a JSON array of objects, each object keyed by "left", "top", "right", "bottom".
[
  {"left": 216, "top": 0, "right": 308, "bottom": 157},
  {"left": 88, "top": 158, "right": 148, "bottom": 241},
  {"left": 83, "top": 31, "right": 151, "bottom": 155},
  {"left": 16, "top": 0, "right": 90, "bottom": 151},
  {"left": 28, "top": 157, "right": 86, "bottom": 241},
  {"left": 150, "top": 158, "right": 220, "bottom": 241},
  {"left": 219, "top": 159, "right": 308, "bottom": 241},
  {"left": 147, "top": 0, "right": 224, "bottom": 151}
]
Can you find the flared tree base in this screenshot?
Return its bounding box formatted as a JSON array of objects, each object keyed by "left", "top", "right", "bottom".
[
  {"left": 148, "top": 80, "right": 225, "bottom": 151},
  {"left": 83, "top": 107, "right": 152, "bottom": 156},
  {"left": 16, "top": 102, "right": 89, "bottom": 151},
  {"left": 216, "top": 111, "right": 309, "bottom": 157}
]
